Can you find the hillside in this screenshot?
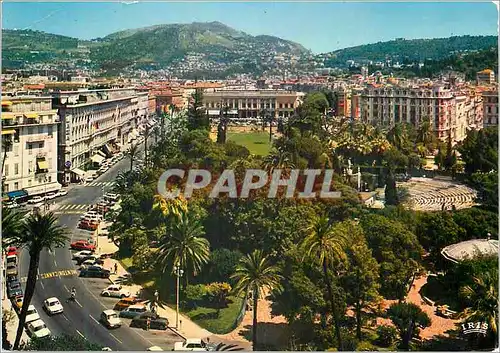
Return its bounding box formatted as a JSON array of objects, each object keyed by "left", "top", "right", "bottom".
[
  {"left": 320, "top": 35, "right": 498, "bottom": 67},
  {"left": 2, "top": 22, "right": 310, "bottom": 75}
]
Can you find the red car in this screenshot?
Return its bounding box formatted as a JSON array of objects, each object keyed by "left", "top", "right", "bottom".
[
  {"left": 6, "top": 246, "right": 18, "bottom": 256},
  {"left": 78, "top": 220, "right": 99, "bottom": 231},
  {"left": 70, "top": 240, "right": 96, "bottom": 252}
]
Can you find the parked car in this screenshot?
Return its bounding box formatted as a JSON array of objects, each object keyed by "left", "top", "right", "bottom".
[
  {"left": 101, "top": 285, "right": 131, "bottom": 298},
  {"left": 6, "top": 262, "right": 18, "bottom": 276},
  {"left": 85, "top": 176, "right": 94, "bottom": 183},
  {"left": 77, "top": 254, "right": 104, "bottom": 266},
  {"left": 6, "top": 254, "right": 18, "bottom": 266},
  {"left": 57, "top": 189, "right": 68, "bottom": 197},
  {"left": 147, "top": 347, "right": 163, "bottom": 351},
  {"left": 82, "top": 214, "right": 102, "bottom": 223},
  {"left": 174, "top": 338, "right": 209, "bottom": 351},
  {"left": 78, "top": 220, "right": 99, "bottom": 231},
  {"left": 27, "top": 319, "right": 51, "bottom": 338},
  {"left": 43, "top": 297, "right": 64, "bottom": 315},
  {"left": 80, "top": 211, "right": 103, "bottom": 220},
  {"left": 130, "top": 312, "right": 168, "bottom": 330},
  {"left": 12, "top": 295, "right": 23, "bottom": 312},
  {"left": 100, "top": 310, "right": 122, "bottom": 329},
  {"left": 72, "top": 250, "right": 93, "bottom": 260},
  {"left": 5, "top": 275, "right": 17, "bottom": 284},
  {"left": 7, "top": 280, "right": 22, "bottom": 298},
  {"left": 25, "top": 305, "right": 41, "bottom": 325},
  {"left": 44, "top": 192, "right": 57, "bottom": 200},
  {"left": 114, "top": 297, "right": 143, "bottom": 311},
  {"left": 80, "top": 265, "right": 110, "bottom": 278},
  {"left": 28, "top": 196, "right": 44, "bottom": 204},
  {"left": 5, "top": 201, "right": 19, "bottom": 209},
  {"left": 70, "top": 240, "right": 96, "bottom": 251},
  {"left": 118, "top": 304, "right": 147, "bottom": 319}
]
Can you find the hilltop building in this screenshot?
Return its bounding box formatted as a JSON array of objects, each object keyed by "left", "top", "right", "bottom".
[
  {"left": 482, "top": 88, "right": 498, "bottom": 127},
  {"left": 476, "top": 69, "right": 495, "bottom": 85}
]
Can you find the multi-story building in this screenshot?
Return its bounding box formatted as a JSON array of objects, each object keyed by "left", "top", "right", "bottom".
[
  {"left": 359, "top": 84, "right": 457, "bottom": 140},
  {"left": 482, "top": 89, "right": 499, "bottom": 127},
  {"left": 1, "top": 96, "right": 61, "bottom": 199},
  {"left": 476, "top": 69, "right": 496, "bottom": 85},
  {"left": 203, "top": 90, "right": 304, "bottom": 119},
  {"left": 52, "top": 88, "right": 145, "bottom": 184}
]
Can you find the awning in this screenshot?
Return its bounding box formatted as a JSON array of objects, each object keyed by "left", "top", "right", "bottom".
[
  {"left": 91, "top": 154, "right": 105, "bottom": 164},
  {"left": 37, "top": 160, "right": 49, "bottom": 170},
  {"left": 1, "top": 101, "right": 13, "bottom": 106},
  {"left": 7, "top": 190, "right": 28, "bottom": 199},
  {"left": 24, "top": 182, "right": 62, "bottom": 196},
  {"left": 1, "top": 129, "right": 15, "bottom": 135},
  {"left": 24, "top": 113, "right": 39, "bottom": 119},
  {"left": 71, "top": 168, "right": 86, "bottom": 176}
]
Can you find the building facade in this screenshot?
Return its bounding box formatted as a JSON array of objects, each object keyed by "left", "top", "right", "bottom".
[
  {"left": 1, "top": 96, "right": 61, "bottom": 198},
  {"left": 476, "top": 69, "right": 496, "bottom": 85},
  {"left": 203, "top": 90, "right": 304, "bottom": 119},
  {"left": 359, "top": 85, "right": 461, "bottom": 140},
  {"left": 482, "top": 89, "right": 499, "bottom": 127},
  {"left": 52, "top": 88, "right": 145, "bottom": 184}
]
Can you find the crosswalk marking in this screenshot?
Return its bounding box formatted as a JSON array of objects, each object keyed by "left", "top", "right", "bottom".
[
  {"left": 56, "top": 204, "right": 90, "bottom": 211},
  {"left": 20, "top": 269, "right": 78, "bottom": 283},
  {"left": 86, "top": 181, "right": 115, "bottom": 187}
]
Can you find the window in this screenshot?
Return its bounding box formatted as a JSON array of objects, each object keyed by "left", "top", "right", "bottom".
[
  {"left": 48, "top": 125, "right": 53, "bottom": 137},
  {"left": 28, "top": 180, "right": 32, "bottom": 187},
  {"left": 14, "top": 163, "right": 19, "bottom": 175},
  {"left": 28, "top": 161, "right": 33, "bottom": 173},
  {"left": 14, "top": 182, "right": 19, "bottom": 190},
  {"left": 4, "top": 164, "right": 8, "bottom": 176},
  {"left": 48, "top": 175, "right": 52, "bottom": 182},
  {"left": 38, "top": 126, "right": 43, "bottom": 134},
  {"left": 28, "top": 144, "right": 33, "bottom": 155},
  {"left": 38, "top": 143, "right": 43, "bottom": 149},
  {"left": 28, "top": 127, "right": 34, "bottom": 135}
]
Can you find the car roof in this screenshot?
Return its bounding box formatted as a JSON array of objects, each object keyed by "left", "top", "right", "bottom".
[
  {"left": 185, "top": 339, "right": 202, "bottom": 344},
  {"left": 27, "top": 305, "right": 36, "bottom": 310},
  {"left": 103, "top": 309, "right": 117, "bottom": 315},
  {"left": 128, "top": 304, "right": 146, "bottom": 309},
  {"left": 30, "top": 319, "right": 45, "bottom": 326},
  {"left": 46, "top": 297, "right": 59, "bottom": 303}
]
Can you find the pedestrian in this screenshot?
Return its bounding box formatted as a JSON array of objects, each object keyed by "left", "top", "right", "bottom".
[
  {"left": 146, "top": 316, "right": 151, "bottom": 331},
  {"left": 114, "top": 263, "right": 118, "bottom": 274}
]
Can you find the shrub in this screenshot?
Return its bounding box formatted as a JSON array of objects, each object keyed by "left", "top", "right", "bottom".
[
  {"left": 205, "top": 248, "right": 243, "bottom": 284},
  {"left": 205, "top": 282, "right": 232, "bottom": 309},
  {"left": 183, "top": 284, "right": 208, "bottom": 309},
  {"left": 376, "top": 325, "right": 398, "bottom": 347}
]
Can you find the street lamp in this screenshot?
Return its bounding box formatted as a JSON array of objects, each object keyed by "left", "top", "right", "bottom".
[{"left": 173, "top": 263, "right": 184, "bottom": 329}]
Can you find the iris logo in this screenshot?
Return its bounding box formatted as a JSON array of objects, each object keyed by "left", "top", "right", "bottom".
[{"left": 461, "top": 322, "right": 489, "bottom": 335}]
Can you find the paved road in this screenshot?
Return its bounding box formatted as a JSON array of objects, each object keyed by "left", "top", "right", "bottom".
[{"left": 17, "top": 140, "right": 178, "bottom": 350}]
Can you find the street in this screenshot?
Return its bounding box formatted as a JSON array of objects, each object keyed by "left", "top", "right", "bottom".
[{"left": 16, "top": 142, "right": 182, "bottom": 350}]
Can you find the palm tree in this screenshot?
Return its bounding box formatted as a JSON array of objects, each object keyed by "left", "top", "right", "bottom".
[
  {"left": 153, "top": 194, "right": 188, "bottom": 220},
  {"left": 387, "top": 124, "right": 407, "bottom": 151},
  {"left": 416, "top": 117, "right": 435, "bottom": 152},
  {"left": 259, "top": 108, "right": 269, "bottom": 132},
  {"left": 460, "top": 272, "right": 498, "bottom": 338},
  {"left": 125, "top": 143, "right": 141, "bottom": 172},
  {"left": 231, "top": 250, "right": 283, "bottom": 351},
  {"left": 216, "top": 105, "right": 230, "bottom": 144},
  {"left": 155, "top": 211, "right": 210, "bottom": 284},
  {"left": 301, "top": 215, "right": 349, "bottom": 350},
  {"left": 261, "top": 147, "right": 295, "bottom": 176},
  {"left": 4, "top": 212, "right": 68, "bottom": 350},
  {"left": 2, "top": 207, "right": 24, "bottom": 251},
  {"left": 387, "top": 302, "right": 431, "bottom": 350}
]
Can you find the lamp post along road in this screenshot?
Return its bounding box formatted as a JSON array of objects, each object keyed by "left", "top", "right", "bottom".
[{"left": 173, "top": 263, "right": 184, "bottom": 329}]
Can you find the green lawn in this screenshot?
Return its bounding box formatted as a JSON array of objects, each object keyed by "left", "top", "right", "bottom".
[
  {"left": 227, "top": 131, "right": 272, "bottom": 156},
  {"left": 182, "top": 296, "right": 244, "bottom": 334}
]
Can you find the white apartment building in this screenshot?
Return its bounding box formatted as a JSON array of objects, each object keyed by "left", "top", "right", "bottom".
[
  {"left": 359, "top": 84, "right": 459, "bottom": 141},
  {"left": 203, "top": 90, "right": 305, "bottom": 119},
  {"left": 482, "top": 89, "right": 498, "bottom": 127},
  {"left": 476, "top": 69, "right": 496, "bottom": 85},
  {"left": 1, "top": 96, "right": 61, "bottom": 200},
  {"left": 52, "top": 88, "right": 147, "bottom": 184}
]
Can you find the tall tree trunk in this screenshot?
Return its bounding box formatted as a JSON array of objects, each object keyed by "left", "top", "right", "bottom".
[
  {"left": 402, "top": 319, "right": 414, "bottom": 350},
  {"left": 252, "top": 287, "right": 258, "bottom": 351},
  {"left": 130, "top": 156, "right": 133, "bottom": 173},
  {"left": 269, "top": 119, "right": 272, "bottom": 142},
  {"left": 13, "top": 252, "right": 40, "bottom": 350},
  {"left": 144, "top": 130, "right": 149, "bottom": 167},
  {"left": 322, "top": 258, "right": 343, "bottom": 350},
  {"left": 355, "top": 302, "right": 362, "bottom": 340}
]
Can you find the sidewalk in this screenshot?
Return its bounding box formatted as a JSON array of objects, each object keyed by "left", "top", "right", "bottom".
[{"left": 2, "top": 296, "right": 30, "bottom": 349}]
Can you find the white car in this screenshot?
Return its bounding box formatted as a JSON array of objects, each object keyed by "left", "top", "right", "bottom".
[
  {"left": 100, "top": 309, "right": 122, "bottom": 329},
  {"left": 73, "top": 250, "right": 93, "bottom": 260},
  {"left": 80, "top": 258, "right": 97, "bottom": 268},
  {"left": 85, "top": 176, "right": 94, "bottom": 183},
  {"left": 147, "top": 347, "right": 163, "bottom": 351},
  {"left": 27, "top": 319, "right": 51, "bottom": 338},
  {"left": 57, "top": 189, "right": 68, "bottom": 197},
  {"left": 101, "top": 285, "right": 131, "bottom": 298},
  {"left": 25, "top": 305, "right": 41, "bottom": 324},
  {"left": 44, "top": 192, "right": 57, "bottom": 200},
  {"left": 43, "top": 297, "right": 64, "bottom": 315},
  {"left": 173, "top": 338, "right": 209, "bottom": 351},
  {"left": 28, "top": 196, "right": 44, "bottom": 204}
]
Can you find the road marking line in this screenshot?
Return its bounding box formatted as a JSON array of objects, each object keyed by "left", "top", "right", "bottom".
[
  {"left": 64, "top": 285, "right": 69, "bottom": 292},
  {"left": 40, "top": 281, "right": 45, "bottom": 289},
  {"left": 76, "top": 329, "right": 85, "bottom": 338},
  {"left": 62, "top": 314, "right": 69, "bottom": 321},
  {"left": 75, "top": 299, "right": 83, "bottom": 308},
  {"left": 89, "top": 314, "right": 100, "bottom": 325},
  {"left": 54, "top": 259, "right": 57, "bottom": 267},
  {"left": 109, "top": 333, "right": 123, "bottom": 344}
]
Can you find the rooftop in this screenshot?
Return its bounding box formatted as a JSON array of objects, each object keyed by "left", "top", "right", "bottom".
[{"left": 441, "top": 238, "right": 498, "bottom": 263}]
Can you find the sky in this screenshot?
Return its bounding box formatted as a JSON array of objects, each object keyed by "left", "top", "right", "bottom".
[{"left": 2, "top": 1, "right": 498, "bottom": 54}]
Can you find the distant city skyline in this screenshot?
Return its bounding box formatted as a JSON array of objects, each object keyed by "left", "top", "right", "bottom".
[{"left": 3, "top": 1, "right": 498, "bottom": 54}]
